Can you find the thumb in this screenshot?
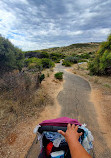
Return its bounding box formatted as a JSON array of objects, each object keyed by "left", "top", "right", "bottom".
[
  {"left": 58, "top": 130, "right": 65, "bottom": 137},
  {"left": 79, "top": 132, "right": 83, "bottom": 137}
]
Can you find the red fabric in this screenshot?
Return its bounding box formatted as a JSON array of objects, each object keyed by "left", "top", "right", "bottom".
[{"left": 46, "top": 142, "right": 53, "bottom": 156}]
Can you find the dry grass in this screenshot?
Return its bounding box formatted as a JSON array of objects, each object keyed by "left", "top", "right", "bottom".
[
  {"left": 43, "top": 42, "right": 100, "bottom": 56},
  {"left": 0, "top": 70, "right": 53, "bottom": 143},
  {"left": 70, "top": 63, "right": 111, "bottom": 91},
  {"left": 0, "top": 68, "right": 63, "bottom": 158}
]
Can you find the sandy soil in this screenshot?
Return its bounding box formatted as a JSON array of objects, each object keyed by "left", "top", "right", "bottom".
[
  {"left": 67, "top": 65, "right": 111, "bottom": 150},
  {"left": 91, "top": 87, "right": 111, "bottom": 150},
  {"left": 0, "top": 71, "right": 63, "bottom": 158}
]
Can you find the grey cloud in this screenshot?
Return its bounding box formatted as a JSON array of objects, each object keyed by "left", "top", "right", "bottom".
[{"left": 0, "top": 0, "right": 111, "bottom": 50}]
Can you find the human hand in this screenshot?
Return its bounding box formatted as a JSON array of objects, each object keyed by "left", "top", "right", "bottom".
[{"left": 58, "top": 124, "right": 82, "bottom": 144}]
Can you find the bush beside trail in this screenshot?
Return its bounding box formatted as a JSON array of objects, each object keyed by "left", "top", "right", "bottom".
[
  {"left": 88, "top": 34, "right": 111, "bottom": 75},
  {"left": 54, "top": 72, "right": 63, "bottom": 80},
  {"left": 0, "top": 35, "right": 24, "bottom": 73},
  {"left": 25, "top": 51, "right": 65, "bottom": 63},
  {"left": 62, "top": 60, "right": 72, "bottom": 67},
  {"left": 62, "top": 54, "right": 89, "bottom": 67},
  {"left": 25, "top": 57, "right": 55, "bottom": 71}
]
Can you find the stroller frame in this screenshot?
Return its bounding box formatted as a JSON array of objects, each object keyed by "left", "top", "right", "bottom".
[{"left": 38, "top": 125, "right": 84, "bottom": 158}]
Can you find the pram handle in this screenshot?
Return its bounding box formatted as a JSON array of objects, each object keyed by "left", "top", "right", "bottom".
[{"left": 38, "top": 126, "right": 84, "bottom": 135}]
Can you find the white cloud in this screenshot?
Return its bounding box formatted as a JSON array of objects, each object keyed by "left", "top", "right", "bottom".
[
  {"left": 94, "top": 28, "right": 111, "bottom": 36},
  {"left": 0, "top": 7, "right": 16, "bottom": 37},
  {"left": 9, "top": 0, "right": 29, "bottom": 5},
  {"left": 0, "top": 0, "right": 111, "bottom": 50},
  {"left": 66, "top": 30, "right": 83, "bottom": 36}
]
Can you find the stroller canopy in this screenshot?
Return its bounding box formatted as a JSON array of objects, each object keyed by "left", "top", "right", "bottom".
[{"left": 39, "top": 117, "right": 81, "bottom": 127}]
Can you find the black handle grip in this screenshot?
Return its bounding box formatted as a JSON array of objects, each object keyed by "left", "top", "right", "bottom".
[{"left": 38, "top": 126, "right": 84, "bottom": 135}]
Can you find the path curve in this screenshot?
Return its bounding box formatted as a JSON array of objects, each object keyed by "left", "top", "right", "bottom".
[
  {"left": 56, "top": 62, "right": 111, "bottom": 158},
  {"left": 26, "top": 62, "right": 111, "bottom": 158}
]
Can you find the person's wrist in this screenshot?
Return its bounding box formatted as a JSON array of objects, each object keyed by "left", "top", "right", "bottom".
[
  {"left": 68, "top": 138, "right": 80, "bottom": 149},
  {"left": 66, "top": 137, "right": 78, "bottom": 144}
]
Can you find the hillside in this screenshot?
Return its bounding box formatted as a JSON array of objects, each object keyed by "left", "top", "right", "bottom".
[{"left": 26, "top": 42, "right": 100, "bottom": 56}]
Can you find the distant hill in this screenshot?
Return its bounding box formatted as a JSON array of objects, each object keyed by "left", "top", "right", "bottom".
[{"left": 26, "top": 42, "right": 100, "bottom": 56}]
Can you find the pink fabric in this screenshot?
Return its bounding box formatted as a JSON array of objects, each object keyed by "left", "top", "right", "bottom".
[{"left": 39, "top": 117, "right": 81, "bottom": 127}]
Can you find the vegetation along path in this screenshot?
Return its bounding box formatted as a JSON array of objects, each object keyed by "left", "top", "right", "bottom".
[{"left": 26, "top": 62, "right": 111, "bottom": 158}]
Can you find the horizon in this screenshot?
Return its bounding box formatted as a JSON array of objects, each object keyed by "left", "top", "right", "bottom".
[
  {"left": 0, "top": 0, "right": 111, "bottom": 51},
  {"left": 26, "top": 41, "right": 101, "bottom": 52}
]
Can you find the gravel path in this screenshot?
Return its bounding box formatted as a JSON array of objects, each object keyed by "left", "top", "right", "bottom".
[{"left": 26, "top": 62, "right": 111, "bottom": 158}]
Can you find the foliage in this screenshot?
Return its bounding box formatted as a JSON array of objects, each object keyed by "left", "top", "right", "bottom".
[
  {"left": 36, "top": 43, "right": 100, "bottom": 56},
  {"left": 78, "top": 59, "right": 88, "bottom": 63},
  {"left": 54, "top": 72, "right": 63, "bottom": 80},
  {"left": 47, "top": 52, "right": 65, "bottom": 63},
  {"left": 41, "top": 58, "right": 55, "bottom": 68},
  {"left": 25, "top": 51, "right": 49, "bottom": 59},
  {"left": 62, "top": 60, "right": 72, "bottom": 67},
  {"left": 88, "top": 34, "right": 111, "bottom": 75},
  {"left": 62, "top": 56, "right": 80, "bottom": 67},
  {"left": 0, "top": 35, "right": 24, "bottom": 73},
  {"left": 78, "top": 53, "right": 91, "bottom": 59},
  {"left": 65, "top": 56, "right": 79, "bottom": 63},
  {"left": 55, "top": 59, "right": 61, "bottom": 63},
  {"left": 25, "top": 57, "right": 42, "bottom": 71},
  {"left": 25, "top": 50, "right": 65, "bottom": 64},
  {"left": 39, "top": 74, "right": 45, "bottom": 83},
  {"left": 25, "top": 57, "right": 54, "bottom": 70}
]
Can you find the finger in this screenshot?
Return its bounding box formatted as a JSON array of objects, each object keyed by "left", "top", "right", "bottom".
[
  {"left": 67, "top": 123, "right": 71, "bottom": 130},
  {"left": 58, "top": 130, "right": 65, "bottom": 137},
  {"left": 72, "top": 124, "right": 75, "bottom": 129},
  {"left": 75, "top": 125, "right": 78, "bottom": 131}
]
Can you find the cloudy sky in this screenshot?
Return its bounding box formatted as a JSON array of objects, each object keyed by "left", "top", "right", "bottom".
[{"left": 0, "top": 0, "right": 111, "bottom": 51}]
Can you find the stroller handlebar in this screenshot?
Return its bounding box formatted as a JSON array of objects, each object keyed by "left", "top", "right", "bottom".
[{"left": 38, "top": 125, "right": 84, "bottom": 135}]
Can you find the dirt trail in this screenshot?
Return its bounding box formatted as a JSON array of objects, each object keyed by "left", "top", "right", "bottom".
[{"left": 91, "top": 88, "right": 111, "bottom": 150}]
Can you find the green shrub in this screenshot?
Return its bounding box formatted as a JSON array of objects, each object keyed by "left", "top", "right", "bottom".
[
  {"left": 54, "top": 72, "right": 63, "bottom": 80},
  {"left": 25, "top": 51, "right": 49, "bottom": 59},
  {"left": 62, "top": 56, "right": 80, "bottom": 67},
  {"left": 79, "top": 53, "right": 91, "bottom": 59},
  {"left": 88, "top": 34, "right": 111, "bottom": 75},
  {"left": 39, "top": 74, "right": 45, "bottom": 83},
  {"left": 25, "top": 57, "right": 55, "bottom": 70},
  {"left": 49, "top": 53, "right": 65, "bottom": 63},
  {"left": 41, "top": 58, "right": 55, "bottom": 68},
  {"left": 78, "top": 59, "right": 88, "bottom": 63},
  {"left": 0, "top": 35, "right": 24, "bottom": 73},
  {"left": 25, "top": 57, "right": 42, "bottom": 70},
  {"left": 55, "top": 59, "right": 61, "bottom": 63},
  {"left": 65, "top": 56, "right": 79, "bottom": 63},
  {"left": 62, "top": 60, "right": 72, "bottom": 67},
  {"left": 40, "top": 52, "right": 49, "bottom": 58}
]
